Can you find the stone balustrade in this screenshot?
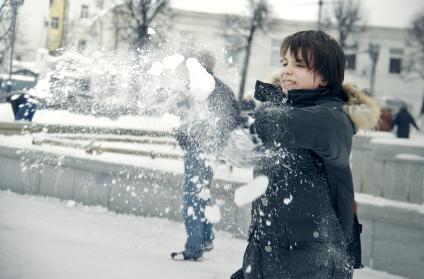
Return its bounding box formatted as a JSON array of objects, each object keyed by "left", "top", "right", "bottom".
[{"left": 0, "top": 131, "right": 423, "bottom": 278}]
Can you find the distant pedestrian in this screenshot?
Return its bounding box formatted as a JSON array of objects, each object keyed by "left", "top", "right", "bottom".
[
  {"left": 172, "top": 50, "right": 240, "bottom": 261},
  {"left": 392, "top": 107, "right": 420, "bottom": 138},
  {"left": 6, "top": 93, "right": 38, "bottom": 121}
]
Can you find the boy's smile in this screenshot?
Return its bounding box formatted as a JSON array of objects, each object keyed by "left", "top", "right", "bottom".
[{"left": 279, "top": 49, "right": 327, "bottom": 94}]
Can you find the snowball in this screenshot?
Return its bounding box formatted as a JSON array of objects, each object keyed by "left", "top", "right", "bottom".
[
  {"left": 205, "top": 205, "right": 221, "bottom": 223},
  {"left": 234, "top": 176, "right": 269, "bottom": 207},
  {"left": 163, "top": 53, "right": 184, "bottom": 71},
  {"left": 186, "top": 57, "right": 215, "bottom": 102},
  {"left": 10, "top": 94, "right": 20, "bottom": 100},
  {"left": 147, "top": 27, "right": 156, "bottom": 34},
  {"left": 283, "top": 194, "right": 293, "bottom": 205},
  {"left": 148, "top": 61, "right": 164, "bottom": 76},
  {"left": 187, "top": 206, "right": 194, "bottom": 217},
  {"left": 198, "top": 188, "right": 211, "bottom": 201}
]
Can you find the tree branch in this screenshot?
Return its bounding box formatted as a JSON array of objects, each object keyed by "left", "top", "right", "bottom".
[
  {"left": 147, "top": 0, "right": 167, "bottom": 26},
  {"left": 0, "top": 0, "right": 9, "bottom": 15},
  {"left": 126, "top": 0, "right": 141, "bottom": 28}
]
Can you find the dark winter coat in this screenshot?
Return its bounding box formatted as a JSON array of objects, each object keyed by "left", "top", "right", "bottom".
[
  {"left": 236, "top": 80, "right": 379, "bottom": 279},
  {"left": 175, "top": 77, "right": 240, "bottom": 154},
  {"left": 207, "top": 77, "right": 241, "bottom": 141},
  {"left": 392, "top": 108, "right": 419, "bottom": 138}
]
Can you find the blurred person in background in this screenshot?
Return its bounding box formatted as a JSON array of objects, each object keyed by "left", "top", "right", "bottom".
[
  {"left": 377, "top": 107, "right": 393, "bottom": 132},
  {"left": 392, "top": 107, "right": 420, "bottom": 138},
  {"left": 172, "top": 50, "right": 240, "bottom": 261},
  {"left": 6, "top": 92, "right": 38, "bottom": 121}
]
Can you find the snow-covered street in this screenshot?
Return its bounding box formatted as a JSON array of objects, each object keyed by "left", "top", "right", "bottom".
[{"left": 0, "top": 190, "right": 404, "bottom": 279}]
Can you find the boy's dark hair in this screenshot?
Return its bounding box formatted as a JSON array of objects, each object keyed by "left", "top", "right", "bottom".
[{"left": 280, "top": 30, "right": 346, "bottom": 92}]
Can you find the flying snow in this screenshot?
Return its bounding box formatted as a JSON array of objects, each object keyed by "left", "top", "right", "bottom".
[
  {"left": 205, "top": 204, "right": 221, "bottom": 223},
  {"left": 186, "top": 57, "right": 215, "bottom": 102},
  {"left": 234, "top": 175, "right": 269, "bottom": 206}
]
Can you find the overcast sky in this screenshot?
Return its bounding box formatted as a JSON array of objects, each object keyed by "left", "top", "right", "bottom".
[{"left": 171, "top": 0, "right": 424, "bottom": 28}]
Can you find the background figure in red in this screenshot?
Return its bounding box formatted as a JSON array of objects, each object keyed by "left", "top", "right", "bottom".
[{"left": 377, "top": 107, "right": 393, "bottom": 132}]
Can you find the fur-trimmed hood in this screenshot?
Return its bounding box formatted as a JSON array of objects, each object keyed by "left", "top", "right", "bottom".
[
  {"left": 265, "top": 73, "right": 380, "bottom": 130},
  {"left": 341, "top": 83, "right": 380, "bottom": 131}
]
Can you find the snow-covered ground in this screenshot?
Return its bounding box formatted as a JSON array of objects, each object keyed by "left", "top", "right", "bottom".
[{"left": 0, "top": 190, "right": 404, "bottom": 279}]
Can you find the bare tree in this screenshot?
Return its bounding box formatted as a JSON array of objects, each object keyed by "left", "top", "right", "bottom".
[
  {"left": 405, "top": 9, "right": 424, "bottom": 80},
  {"left": 224, "top": 0, "right": 270, "bottom": 102},
  {"left": 323, "top": 0, "right": 365, "bottom": 48},
  {"left": 114, "top": 0, "right": 170, "bottom": 51},
  {"left": 0, "top": 0, "right": 12, "bottom": 72},
  {"left": 405, "top": 9, "right": 424, "bottom": 114}
]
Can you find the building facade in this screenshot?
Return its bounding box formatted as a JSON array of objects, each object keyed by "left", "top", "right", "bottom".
[
  {"left": 11, "top": 1, "right": 424, "bottom": 115},
  {"left": 166, "top": 9, "right": 424, "bottom": 115},
  {"left": 47, "top": 0, "right": 67, "bottom": 53}
]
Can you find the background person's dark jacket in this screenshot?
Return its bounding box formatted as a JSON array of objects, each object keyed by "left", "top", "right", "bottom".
[
  {"left": 236, "top": 81, "right": 379, "bottom": 278},
  {"left": 392, "top": 108, "right": 419, "bottom": 138},
  {"left": 175, "top": 77, "right": 240, "bottom": 154},
  {"left": 6, "top": 92, "right": 39, "bottom": 121}
]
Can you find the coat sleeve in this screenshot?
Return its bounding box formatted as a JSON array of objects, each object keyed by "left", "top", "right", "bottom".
[
  {"left": 326, "top": 166, "right": 355, "bottom": 239},
  {"left": 410, "top": 114, "right": 419, "bottom": 130},
  {"left": 253, "top": 105, "right": 350, "bottom": 167}
]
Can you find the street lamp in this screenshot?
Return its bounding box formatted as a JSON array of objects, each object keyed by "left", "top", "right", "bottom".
[
  {"left": 318, "top": 0, "right": 323, "bottom": 29},
  {"left": 368, "top": 43, "right": 380, "bottom": 96},
  {"left": 6, "top": 0, "right": 23, "bottom": 93}
]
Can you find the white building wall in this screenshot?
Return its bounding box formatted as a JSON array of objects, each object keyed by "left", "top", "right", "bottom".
[{"left": 15, "top": 0, "right": 49, "bottom": 61}]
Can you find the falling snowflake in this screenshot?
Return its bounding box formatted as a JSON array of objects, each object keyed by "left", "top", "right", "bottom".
[{"left": 283, "top": 194, "right": 293, "bottom": 205}]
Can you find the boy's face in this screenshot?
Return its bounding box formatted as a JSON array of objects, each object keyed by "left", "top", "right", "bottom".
[{"left": 279, "top": 48, "right": 327, "bottom": 94}]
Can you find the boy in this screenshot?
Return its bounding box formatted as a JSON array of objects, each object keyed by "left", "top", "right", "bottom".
[{"left": 231, "top": 30, "right": 379, "bottom": 278}]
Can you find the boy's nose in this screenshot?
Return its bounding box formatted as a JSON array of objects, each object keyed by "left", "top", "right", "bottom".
[{"left": 281, "top": 67, "right": 291, "bottom": 76}]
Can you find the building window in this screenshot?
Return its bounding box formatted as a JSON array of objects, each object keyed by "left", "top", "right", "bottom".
[
  {"left": 50, "top": 17, "right": 59, "bottom": 29},
  {"left": 270, "top": 39, "right": 281, "bottom": 68},
  {"left": 81, "top": 5, "right": 89, "bottom": 18},
  {"left": 78, "top": 39, "right": 87, "bottom": 51},
  {"left": 345, "top": 54, "right": 356, "bottom": 70},
  {"left": 389, "top": 48, "right": 403, "bottom": 74},
  {"left": 389, "top": 58, "right": 402, "bottom": 74}
]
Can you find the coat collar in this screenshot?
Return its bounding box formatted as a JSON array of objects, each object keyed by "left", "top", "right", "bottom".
[
  {"left": 260, "top": 73, "right": 381, "bottom": 130},
  {"left": 254, "top": 80, "right": 343, "bottom": 108}
]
